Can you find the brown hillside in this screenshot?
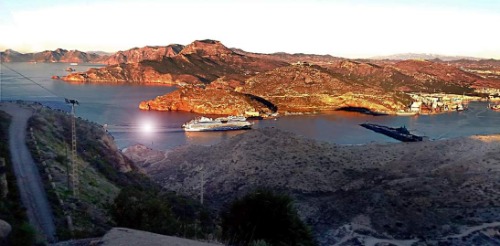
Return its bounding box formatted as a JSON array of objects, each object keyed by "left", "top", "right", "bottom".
[
  {"left": 240, "top": 64, "right": 405, "bottom": 113},
  {"left": 97, "top": 44, "right": 184, "bottom": 65},
  {"left": 139, "top": 78, "right": 275, "bottom": 115},
  {"left": 63, "top": 39, "right": 288, "bottom": 86},
  {"left": 125, "top": 128, "right": 500, "bottom": 245}
]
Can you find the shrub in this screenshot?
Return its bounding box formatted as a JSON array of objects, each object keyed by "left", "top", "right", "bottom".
[
  {"left": 221, "top": 189, "right": 315, "bottom": 246},
  {"left": 110, "top": 187, "right": 215, "bottom": 239}
]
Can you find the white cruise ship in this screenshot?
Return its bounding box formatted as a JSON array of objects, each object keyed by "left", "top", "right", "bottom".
[{"left": 182, "top": 116, "right": 253, "bottom": 132}]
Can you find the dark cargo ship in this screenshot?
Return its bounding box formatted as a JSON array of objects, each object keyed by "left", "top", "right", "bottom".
[{"left": 360, "top": 123, "right": 423, "bottom": 142}]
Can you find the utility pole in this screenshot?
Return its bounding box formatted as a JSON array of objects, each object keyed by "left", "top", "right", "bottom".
[
  {"left": 201, "top": 166, "right": 204, "bottom": 205},
  {"left": 65, "top": 98, "right": 79, "bottom": 198},
  {"left": 195, "top": 165, "right": 204, "bottom": 205}
]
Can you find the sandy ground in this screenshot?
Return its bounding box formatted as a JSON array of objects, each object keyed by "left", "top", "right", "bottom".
[
  {"left": 100, "top": 228, "right": 221, "bottom": 246},
  {"left": 51, "top": 227, "right": 221, "bottom": 246},
  {"left": 0, "top": 102, "right": 56, "bottom": 242}
]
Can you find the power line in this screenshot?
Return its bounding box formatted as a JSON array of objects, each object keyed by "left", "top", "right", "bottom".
[
  {"left": 2, "top": 64, "right": 81, "bottom": 198},
  {"left": 1, "top": 63, "right": 61, "bottom": 99}
]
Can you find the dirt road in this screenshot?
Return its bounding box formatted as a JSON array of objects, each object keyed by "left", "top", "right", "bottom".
[{"left": 0, "top": 102, "right": 56, "bottom": 242}]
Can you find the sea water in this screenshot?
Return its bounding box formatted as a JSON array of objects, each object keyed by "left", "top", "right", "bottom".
[{"left": 2, "top": 63, "right": 500, "bottom": 150}]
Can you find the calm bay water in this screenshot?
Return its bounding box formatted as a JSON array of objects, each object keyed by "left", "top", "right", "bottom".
[{"left": 2, "top": 62, "right": 500, "bottom": 150}]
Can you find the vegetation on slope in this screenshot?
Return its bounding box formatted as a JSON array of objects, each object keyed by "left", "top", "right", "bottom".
[
  {"left": 111, "top": 187, "right": 215, "bottom": 239},
  {"left": 25, "top": 105, "right": 220, "bottom": 242},
  {"left": 0, "top": 110, "right": 36, "bottom": 246},
  {"left": 26, "top": 106, "right": 155, "bottom": 239},
  {"left": 24, "top": 106, "right": 316, "bottom": 244},
  {"left": 132, "top": 128, "right": 500, "bottom": 245},
  {"left": 221, "top": 189, "right": 315, "bottom": 246}
]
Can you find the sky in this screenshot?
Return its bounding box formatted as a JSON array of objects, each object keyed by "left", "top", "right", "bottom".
[{"left": 0, "top": 0, "right": 499, "bottom": 59}]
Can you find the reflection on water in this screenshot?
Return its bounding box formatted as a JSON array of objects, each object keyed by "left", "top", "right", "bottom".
[
  {"left": 2, "top": 63, "right": 500, "bottom": 150},
  {"left": 184, "top": 130, "right": 248, "bottom": 145}
]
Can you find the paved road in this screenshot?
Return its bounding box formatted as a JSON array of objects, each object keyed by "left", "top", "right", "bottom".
[{"left": 0, "top": 102, "right": 56, "bottom": 243}]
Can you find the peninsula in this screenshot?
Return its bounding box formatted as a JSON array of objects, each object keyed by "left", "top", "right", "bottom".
[{"left": 48, "top": 39, "right": 500, "bottom": 116}]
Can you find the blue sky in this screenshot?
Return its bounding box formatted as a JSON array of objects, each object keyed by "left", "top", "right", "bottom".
[{"left": 1, "top": 0, "right": 499, "bottom": 58}]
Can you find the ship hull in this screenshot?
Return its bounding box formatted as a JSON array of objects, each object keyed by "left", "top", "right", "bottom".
[
  {"left": 184, "top": 125, "right": 252, "bottom": 132},
  {"left": 182, "top": 116, "right": 253, "bottom": 132},
  {"left": 360, "top": 123, "right": 423, "bottom": 142},
  {"left": 396, "top": 112, "right": 417, "bottom": 116}
]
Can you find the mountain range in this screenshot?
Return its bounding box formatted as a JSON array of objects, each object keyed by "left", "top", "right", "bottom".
[
  {"left": 371, "top": 53, "right": 482, "bottom": 61},
  {"left": 3, "top": 40, "right": 500, "bottom": 115},
  {"left": 0, "top": 48, "right": 100, "bottom": 63},
  {"left": 1, "top": 48, "right": 489, "bottom": 63}
]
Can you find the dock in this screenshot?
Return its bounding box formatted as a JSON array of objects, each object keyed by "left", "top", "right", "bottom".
[{"left": 360, "top": 123, "right": 423, "bottom": 142}]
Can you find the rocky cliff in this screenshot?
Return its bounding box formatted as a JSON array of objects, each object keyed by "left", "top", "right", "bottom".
[
  {"left": 62, "top": 62, "right": 205, "bottom": 85},
  {"left": 139, "top": 78, "right": 275, "bottom": 115},
  {"left": 138, "top": 63, "right": 408, "bottom": 115},
  {"left": 124, "top": 128, "right": 500, "bottom": 245}
]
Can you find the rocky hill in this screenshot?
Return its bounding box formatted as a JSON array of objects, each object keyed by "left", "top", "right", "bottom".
[
  {"left": 232, "top": 48, "right": 343, "bottom": 65},
  {"left": 62, "top": 40, "right": 288, "bottom": 86},
  {"left": 97, "top": 44, "right": 184, "bottom": 65},
  {"left": 135, "top": 42, "right": 499, "bottom": 115},
  {"left": 446, "top": 59, "right": 500, "bottom": 83},
  {"left": 139, "top": 57, "right": 498, "bottom": 115},
  {"left": 240, "top": 64, "right": 406, "bottom": 113},
  {"left": 392, "top": 60, "right": 481, "bottom": 87},
  {"left": 0, "top": 49, "right": 32, "bottom": 62},
  {"left": 43, "top": 39, "right": 500, "bottom": 114},
  {"left": 139, "top": 78, "right": 276, "bottom": 115},
  {"left": 62, "top": 62, "right": 208, "bottom": 86},
  {"left": 1, "top": 48, "right": 100, "bottom": 63},
  {"left": 324, "top": 59, "right": 481, "bottom": 93},
  {"left": 124, "top": 128, "right": 500, "bottom": 245}
]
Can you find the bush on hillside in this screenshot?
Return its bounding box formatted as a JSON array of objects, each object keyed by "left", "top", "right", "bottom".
[
  {"left": 110, "top": 187, "right": 214, "bottom": 239},
  {"left": 221, "top": 189, "right": 315, "bottom": 246}
]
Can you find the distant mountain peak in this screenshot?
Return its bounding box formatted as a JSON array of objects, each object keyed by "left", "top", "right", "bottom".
[
  {"left": 4, "top": 49, "right": 21, "bottom": 55},
  {"left": 372, "top": 53, "right": 480, "bottom": 61},
  {"left": 54, "top": 48, "right": 68, "bottom": 53},
  {"left": 179, "top": 39, "right": 234, "bottom": 56},
  {"left": 197, "top": 39, "right": 220, "bottom": 44}
]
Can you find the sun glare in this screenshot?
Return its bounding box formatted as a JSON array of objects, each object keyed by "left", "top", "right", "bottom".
[{"left": 141, "top": 122, "right": 154, "bottom": 133}]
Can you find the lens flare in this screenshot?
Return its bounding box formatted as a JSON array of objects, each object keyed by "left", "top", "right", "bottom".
[{"left": 141, "top": 122, "right": 154, "bottom": 133}]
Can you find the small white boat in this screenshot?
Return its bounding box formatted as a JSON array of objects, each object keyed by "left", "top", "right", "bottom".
[
  {"left": 396, "top": 110, "right": 417, "bottom": 116},
  {"left": 70, "top": 63, "right": 78, "bottom": 66}
]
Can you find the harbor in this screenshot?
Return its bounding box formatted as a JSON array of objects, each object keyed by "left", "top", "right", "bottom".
[{"left": 400, "top": 92, "right": 500, "bottom": 115}]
